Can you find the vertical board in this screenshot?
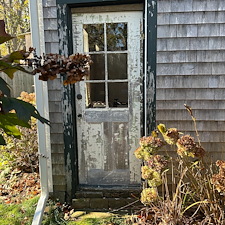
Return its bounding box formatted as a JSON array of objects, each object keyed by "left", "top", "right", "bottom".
[
  {"left": 57, "top": 4, "right": 78, "bottom": 202},
  {"left": 144, "top": 0, "right": 157, "bottom": 135}
]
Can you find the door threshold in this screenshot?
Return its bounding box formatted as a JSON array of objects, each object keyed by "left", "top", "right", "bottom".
[{"left": 78, "top": 184, "right": 141, "bottom": 191}]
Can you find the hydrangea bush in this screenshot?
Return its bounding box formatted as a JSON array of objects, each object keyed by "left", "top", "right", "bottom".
[{"left": 135, "top": 107, "right": 225, "bottom": 224}]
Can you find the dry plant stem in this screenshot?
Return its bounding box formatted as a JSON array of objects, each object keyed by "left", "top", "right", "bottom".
[
  {"left": 182, "top": 157, "right": 199, "bottom": 191},
  {"left": 200, "top": 165, "right": 223, "bottom": 220},
  {"left": 184, "top": 104, "right": 201, "bottom": 146},
  {"left": 173, "top": 167, "right": 188, "bottom": 203},
  {"left": 162, "top": 172, "right": 170, "bottom": 199},
  {"left": 181, "top": 157, "right": 212, "bottom": 216},
  {"left": 183, "top": 105, "right": 219, "bottom": 220},
  {"left": 171, "top": 157, "right": 175, "bottom": 196},
  {"left": 192, "top": 116, "right": 201, "bottom": 146},
  {"left": 184, "top": 158, "right": 225, "bottom": 223},
  {"left": 109, "top": 199, "right": 140, "bottom": 213}
]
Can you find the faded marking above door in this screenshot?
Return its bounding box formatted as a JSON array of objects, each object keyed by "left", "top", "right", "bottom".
[{"left": 72, "top": 11, "right": 142, "bottom": 186}]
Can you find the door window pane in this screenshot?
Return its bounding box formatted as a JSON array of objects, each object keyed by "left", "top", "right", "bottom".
[
  {"left": 89, "top": 54, "right": 105, "bottom": 80},
  {"left": 86, "top": 83, "right": 106, "bottom": 108},
  {"left": 108, "top": 82, "right": 128, "bottom": 108},
  {"left": 107, "top": 23, "right": 127, "bottom": 51},
  {"left": 83, "top": 24, "right": 104, "bottom": 52},
  {"left": 108, "top": 53, "right": 127, "bottom": 79}
]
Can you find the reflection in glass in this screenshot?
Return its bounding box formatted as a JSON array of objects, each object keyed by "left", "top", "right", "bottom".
[
  {"left": 86, "top": 83, "right": 105, "bottom": 108},
  {"left": 108, "top": 53, "right": 127, "bottom": 79},
  {"left": 83, "top": 24, "right": 104, "bottom": 52},
  {"left": 108, "top": 82, "right": 128, "bottom": 108},
  {"left": 107, "top": 23, "right": 127, "bottom": 51},
  {"left": 89, "top": 54, "right": 105, "bottom": 80}
]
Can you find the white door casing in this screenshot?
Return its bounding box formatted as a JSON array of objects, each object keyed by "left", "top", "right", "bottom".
[{"left": 72, "top": 11, "right": 142, "bottom": 186}]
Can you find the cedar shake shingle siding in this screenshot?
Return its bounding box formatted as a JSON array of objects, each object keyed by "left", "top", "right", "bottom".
[
  {"left": 156, "top": 0, "right": 225, "bottom": 161},
  {"left": 43, "top": 0, "right": 66, "bottom": 200}
]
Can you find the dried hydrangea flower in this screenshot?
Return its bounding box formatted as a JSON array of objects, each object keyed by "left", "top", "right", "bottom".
[
  {"left": 140, "top": 188, "right": 158, "bottom": 205},
  {"left": 141, "top": 166, "right": 162, "bottom": 187},
  {"left": 147, "top": 175, "right": 162, "bottom": 187},
  {"left": 211, "top": 174, "right": 225, "bottom": 193},
  {"left": 142, "top": 150, "right": 154, "bottom": 161},
  {"left": 134, "top": 147, "right": 144, "bottom": 159},
  {"left": 176, "top": 135, "right": 205, "bottom": 158},
  {"left": 134, "top": 147, "right": 153, "bottom": 161},
  {"left": 135, "top": 135, "right": 164, "bottom": 161},
  {"left": 147, "top": 155, "right": 168, "bottom": 171},
  {"left": 157, "top": 124, "right": 180, "bottom": 145},
  {"left": 211, "top": 160, "right": 225, "bottom": 193},
  {"left": 176, "top": 135, "right": 196, "bottom": 157},
  {"left": 139, "top": 136, "right": 164, "bottom": 155},
  {"left": 194, "top": 145, "right": 205, "bottom": 158},
  {"left": 163, "top": 128, "right": 180, "bottom": 145},
  {"left": 216, "top": 160, "right": 225, "bottom": 176}
]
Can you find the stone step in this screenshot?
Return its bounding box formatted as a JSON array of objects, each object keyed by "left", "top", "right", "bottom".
[
  {"left": 75, "top": 189, "right": 141, "bottom": 199},
  {"left": 72, "top": 197, "right": 142, "bottom": 211}
]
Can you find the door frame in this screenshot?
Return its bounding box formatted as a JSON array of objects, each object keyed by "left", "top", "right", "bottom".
[{"left": 56, "top": 0, "right": 157, "bottom": 202}]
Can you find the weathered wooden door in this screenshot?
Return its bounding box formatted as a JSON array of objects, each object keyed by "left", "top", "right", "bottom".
[{"left": 72, "top": 11, "right": 142, "bottom": 186}]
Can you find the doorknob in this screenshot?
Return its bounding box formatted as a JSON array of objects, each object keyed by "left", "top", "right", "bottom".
[
  {"left": 77, "top": 94, "right": 82, "bottom": 100},
  {"left": 77, "top": 114, "right": 82, "bottom": 118}
]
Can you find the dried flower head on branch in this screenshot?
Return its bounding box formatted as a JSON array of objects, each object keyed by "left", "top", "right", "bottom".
[
  {"left": 0, "top": 20, "right": 93, "bottom": 145},
  {"left": 28, "top": 50, "right": 92, "bottom": 85}
]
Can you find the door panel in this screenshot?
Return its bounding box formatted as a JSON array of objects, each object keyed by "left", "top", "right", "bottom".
[{"left": 72, "top": 12, "right": 142, "bottom": 186}]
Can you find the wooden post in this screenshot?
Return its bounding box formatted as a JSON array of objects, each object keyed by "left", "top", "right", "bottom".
[
  {"left": 57, "top": 3, "right": 78, "bottom": 203},
  {"left": 144, "top": 0, "right": 157, "bottom": 136}
]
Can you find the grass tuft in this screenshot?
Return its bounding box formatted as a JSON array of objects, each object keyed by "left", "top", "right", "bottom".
[{"left": 0, "top": 196, "right": 39, "bottom": 225}]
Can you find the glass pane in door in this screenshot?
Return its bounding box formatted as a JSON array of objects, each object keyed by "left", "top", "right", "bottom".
[
  {"left": 108, "top": 82, "right": 128, "bottom": 108},
  {"left": 86, "top": 83, "right": 105, "bottom": 108},
  {"left": 83, "top": 24, "right": 104, "bottom": 52},
  {"left": 108, "top": 53, "right": 127, "bottom": 79},
  {"left": 89, "top": 54, "right": 105, "bottom": 80},
  {"left": 107, "top": 23, "right": 127, "bottom": 51}
]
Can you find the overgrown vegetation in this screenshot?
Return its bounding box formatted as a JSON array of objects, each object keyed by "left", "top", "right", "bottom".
[
  {"left": 42, "top": 200, "right": 129, "bottom": 225},
  {"left": 0, "top": 92, "right": 40, "bottom": 204},
  {"left": 0, "top": 196, "right": 129, "bottom": 225},
  {"left": 0, "top": 196, "right": 39, "bottom": 225},
  {"left": 0, "top": 92, "right": 129, "bottom": 224},
  {"left": 134, "top": 105, "right": 225, "bottom": 224}
]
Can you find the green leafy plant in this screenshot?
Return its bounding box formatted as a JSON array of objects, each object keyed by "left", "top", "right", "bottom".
[
  {"left": 0, "top": 21, "right": 49, "bottom": 144},
  {"left": 0, "top": 92, "right": 40, "bottom": 204},
  {"left": 0, "top": 20, "right": 92, "bottom": 145},
  {"left": 135, "top": 105, "right": 225, "bottom": 224},
  {"left": 0, "top": 92, "right": 38, "bottom": 172}
]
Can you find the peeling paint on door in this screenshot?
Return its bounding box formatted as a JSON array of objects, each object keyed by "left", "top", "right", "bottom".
[{"left": 72, "top": 11, "right": 142, "bottom": 186}]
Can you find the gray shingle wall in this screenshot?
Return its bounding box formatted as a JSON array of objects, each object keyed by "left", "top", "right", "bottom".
[
  {"left": 157, "top": 0, "right": 225, "bottom": 160},
  {"left": 42, "top": 0, "right": 66, "bottom": 200}
]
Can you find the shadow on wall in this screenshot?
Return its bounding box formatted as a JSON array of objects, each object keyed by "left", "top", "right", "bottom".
[{"left": 0, "top": 71, "right": 34, "bottom": 97}]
